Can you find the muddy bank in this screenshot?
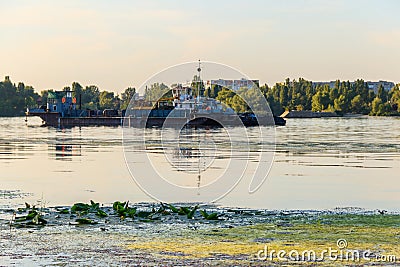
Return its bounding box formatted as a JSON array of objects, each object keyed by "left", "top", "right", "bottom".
[{"left": 0, "top": 202, "right": 399, "bottom": 266}]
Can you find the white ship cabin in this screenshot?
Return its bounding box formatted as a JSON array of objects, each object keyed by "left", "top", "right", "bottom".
[{"left": 171, "top": 84, "right": 234, "bottom": 114}]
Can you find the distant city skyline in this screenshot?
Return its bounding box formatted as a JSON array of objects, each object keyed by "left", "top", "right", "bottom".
[{"left": 1, "top": 0, "right": 399, "bottom": 93}]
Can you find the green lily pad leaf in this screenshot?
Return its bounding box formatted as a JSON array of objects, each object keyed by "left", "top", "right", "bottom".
[
  {"left": 200, "top": 210, "right": 208, "bottom": 219},
  {"left": 206, "top": 212, "right": 219, "bottom": 220},
  {"left": 96, "top": 210, "right": 108, "bottom": 218},
  {"left": 187, "top": 205, "right": 199, "bottom": 219},
  {"left": 58, "top": 208, "right": 70, "bottom": 214},
  {"left": 15, "top": 216, "right": 27, "bottom": 222},
  {"left": 90, "top": 200, "right": 100, "bottom": 210},
  {"left": 168, "top": 204, "right": 179, "bottom": 213},
  {"left": 113, "top": 201, "right": 127, "bottom": 212},
  {"left": 127, "top": 208, "right": 137, "bottom": 218},
  {"left": 200, "top": 210, "right": 219, "bottom": 220},
  {"left": 71, "top": 203, "right": 90, "bottom": 213},
  {"left": 26, "top": 210, "right": 38, "bottom": 220}
]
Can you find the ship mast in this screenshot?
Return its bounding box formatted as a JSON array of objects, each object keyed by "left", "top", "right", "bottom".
[{"left": 197, "top": 59, "right": 201, "bottom": 99}]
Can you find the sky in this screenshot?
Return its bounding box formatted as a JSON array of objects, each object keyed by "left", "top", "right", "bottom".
[{"left": 1, "top": 0, "right": 399, "bottom": 94}]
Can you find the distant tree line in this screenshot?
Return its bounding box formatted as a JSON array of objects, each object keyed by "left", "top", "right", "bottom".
[
  {"left": 0, "top": 76, "right": 136, "bottom": 116},
  {"left": 0, "top": 76, "right": 39, "bottom": 116},
  {"left": 1, "top": 76, "right": 399, "bottom": 117},
  {"left": 214, "top": 78, "right": 400, "bottom": 116},
  {"left": 44, "top": 82, "right": 136, "bottom": 111}
]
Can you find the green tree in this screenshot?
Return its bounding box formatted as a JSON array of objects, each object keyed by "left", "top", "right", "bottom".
[
  {"left": 377, "top": 85, "right": 388, "bottom": 103},
  {"left": 329, "top": 87, "right": 339, "bottom": 102},
  {"left": 243, "top": 87, "right": 271, "bottom": 115},
  {"left": 311, "top": 91, "right": 330, "bottom": 111},
  {"left": 120, "top": 87, "right": 136, "bottom": 110},
  {"left": 99, "top": 91, "right": 120, "bottom": 110},
  {"left": 262, "top": 84, "right": 283, "bottom": 116},
  {"left": 230, "top": 94, "right": 247, "bottom": 113},
  {"left": 209, "top": 84, "right": 222, "bottom": 98},
  {"left": 0, "top": 76, "right": 39, "bottom": 116},
  {"left": 81, "top": 85, "right": 100, "bottom": 109},
  {"left": 371, "top": 97, "right": 383, "bottom": 115},
  {"left": 389, "top": 84, "right": 400, "bottom": 112},
  {"left": 350, "top": 95, "right": 366, "bottom": 114},
  {"left": 311, "top": 92, "right": 323, "bottom": 111},
  {"left": 278, "top": 84, "right": 289, "bottom": 107},
  {"left": 72, "top": 82, "right": 83, "bottom": 100},
  {"left": 145, "top": 83, "right": 170, "bottom": 103},
  {"left": 334, "top": 95, "right": 347, "bottom": 112},
  {"left": 370, "top": 97, "right": 391, "bottom": 116}
]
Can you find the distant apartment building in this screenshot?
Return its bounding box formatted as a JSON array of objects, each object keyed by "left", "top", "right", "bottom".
[
  {"left": 366, "top": 81, "right": 395, "bottom": 93},
  {"left": 312, "top": 80, "right": 395, "bottom": 93},
  {"left": 210, "top": 78, "right": 260, "bottom": 90},
  {"left": 312, "top": 81, "right": 337, "bottom": 89}
]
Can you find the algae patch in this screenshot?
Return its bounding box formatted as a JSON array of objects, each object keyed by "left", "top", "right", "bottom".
[{"left": 126, "top": 213, "right": 400, "bottom": 265}]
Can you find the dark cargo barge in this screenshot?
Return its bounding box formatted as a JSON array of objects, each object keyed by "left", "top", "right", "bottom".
[
  {"left": 26, "top": 66, "right": 285, "bottom": 127},
  {"left": 27, "top": 103, "right": 286, "bottom": 127}
]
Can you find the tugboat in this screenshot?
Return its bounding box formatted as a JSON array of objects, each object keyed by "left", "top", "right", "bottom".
[
  {"left": 124, "top": 61, "right": 285, "bottom": 127},
  {"left": 26, "top": 63, "right": 286, "bottom": 127},
  {"left": 26, "top": 90, "right": 124, "bottom": 127}
]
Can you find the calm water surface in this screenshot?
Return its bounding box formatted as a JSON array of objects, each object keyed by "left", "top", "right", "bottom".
[{"left": 0, "top": 116, "right": 399, "bottom": 210}]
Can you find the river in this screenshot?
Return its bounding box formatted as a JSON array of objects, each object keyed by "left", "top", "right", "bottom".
[{"left": 1, "top": 116, "right": 399, "bottom": 211}]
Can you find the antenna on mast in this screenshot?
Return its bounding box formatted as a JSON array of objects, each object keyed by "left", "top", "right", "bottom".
[
  {"left": 197, "top": 59, "right": 202, "bottom": 98},
  {"left": 197, "top": 59, "right": 201, "bottom": 78}
]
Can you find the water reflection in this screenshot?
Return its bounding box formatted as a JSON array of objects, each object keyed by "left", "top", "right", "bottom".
[
  {"left": 0, "top": 116, "right": 399, "bottom": 210},
  {"left": 164, "top": 128, "right": 221, "bottom": 174},
  {"left": 53, "top": 144, "right": 82, "bottom": 160}
]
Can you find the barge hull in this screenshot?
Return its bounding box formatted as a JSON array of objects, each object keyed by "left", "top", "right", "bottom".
[{"left": 28, "top": 112, "right": 285, "bottom": 127}]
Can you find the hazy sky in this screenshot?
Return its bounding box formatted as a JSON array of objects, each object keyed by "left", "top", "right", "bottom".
[{"left": 1, "top": 0, "right": 399, "bottom": 94}]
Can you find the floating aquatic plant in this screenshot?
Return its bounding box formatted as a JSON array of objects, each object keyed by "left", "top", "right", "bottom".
[
  {"left": 187, "top": 205, "right": 199, "bottom": 219},
  {"left": 200, "top": 210, "right": 219, "bottom": 220},
  {"left": 113, "top": 201, "right": 136, "bottom": 219},
  {"left": 96, "top": 209, "right": 108, "bottom": 218},
  {"left": 70, "top": 200, "right": 108, "bottom": 218},
  {"left": 57, "top": 208, "right": 70, "bottom": 214},
  {"left": 167, "top": 204, "right": 199, "bottom": 219},
  {"left": 17, "top": 202, "right": 35, "bottom": 212},
  {"left": 9, "top": 201, "right": 224, "bottom": 229},
  {"left": 12, "top": 203, "right": 47, "bottom": 227},
  {"left": 168, "top": 203, "right": 180, "bottom": 213}
]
